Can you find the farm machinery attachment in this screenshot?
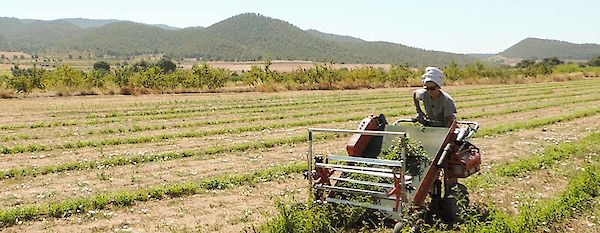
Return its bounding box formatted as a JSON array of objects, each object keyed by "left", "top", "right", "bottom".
[{"left": 306, "top": 114, "right": 481, "bottom": 228}]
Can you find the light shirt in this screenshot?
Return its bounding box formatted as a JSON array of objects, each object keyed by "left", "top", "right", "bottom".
[{"left": 415, "top": 89, "right": 457, "bottom": 126}]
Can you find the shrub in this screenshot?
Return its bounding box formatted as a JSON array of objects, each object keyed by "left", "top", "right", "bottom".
[{"left": 92, "top": 61, "right": 110, "bottom": 72}]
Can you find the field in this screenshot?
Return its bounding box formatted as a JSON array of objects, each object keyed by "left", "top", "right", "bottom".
[{"left": 1, "top": 78, "right": 600, "bottom": 232}]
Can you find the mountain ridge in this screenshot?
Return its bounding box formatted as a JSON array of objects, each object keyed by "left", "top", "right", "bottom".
[
  {"left": 1, "top": 14, "right": 599, "bottom": 64},
  {"left": 500, "top": 37, "right": 600, "bottom": 60}
]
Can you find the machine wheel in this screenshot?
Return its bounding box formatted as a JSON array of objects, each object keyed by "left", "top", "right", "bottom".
[
  {"left": 439, "top": 183, "right": 470, "bottom": 223},
  {"left": 393, "top": 221, "right": 420, "bottom": 233},
  {"left": 393, "top": 221, "right": 404, "bottom": 233}
]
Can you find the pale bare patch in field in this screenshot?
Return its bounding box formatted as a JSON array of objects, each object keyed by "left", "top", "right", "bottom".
[
  {"left": 0, "top": 64, "right": 14, "bottom": 72},
  {"left": 198, "top": 60, "right": 391, "bottom": 72}
]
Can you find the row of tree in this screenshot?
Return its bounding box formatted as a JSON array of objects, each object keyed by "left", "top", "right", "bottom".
[
  {"left": 2, "top": 60, "right": 231, "bottom": 93},
  {"left": 0, "top": 57, "right": 595, "bottom": 95}
]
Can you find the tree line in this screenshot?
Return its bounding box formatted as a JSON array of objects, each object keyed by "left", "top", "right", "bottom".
[{"left": 1, "top": 57, "right": 599, "bottom": 96}]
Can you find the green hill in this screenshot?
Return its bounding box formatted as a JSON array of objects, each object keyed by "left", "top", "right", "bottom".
[
  {"left": 0, "top": 13, "right": 473, "bottom": 65},
  {"left": 0, "top": 17, "right": 80, "bottom": 51},
  {"left": 305, "top": 29, "right": 365, "bottom": 43},
  {"left": 500, "top": 38, "right": 600, "bottom": 60},
  {"left": 57, "top": 18, "right": 118, "bottom": 29}
]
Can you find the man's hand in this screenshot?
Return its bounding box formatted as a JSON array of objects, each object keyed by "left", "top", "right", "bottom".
[{"left": 415, "top": 113, "right": 426, "bottom": 124}]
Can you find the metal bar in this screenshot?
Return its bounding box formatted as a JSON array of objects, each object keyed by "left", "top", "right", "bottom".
[
  {"left": 400, "top": 136, "right": 407, "bottom": 206},
  {"left": 308, "top": 131, "right": 313, "bottom": 187},
  {"left": 331, "top": 177, "right": 395, "bottom": 188},
  {"left": 325, "top": 198, "right": 396, "bottom": 213},
  {"left": 457, "top": 121, "right": 480, "bottom": 132},
  {"left": 328, "top": 155, "right": 404, "bottom": 167},
  {"left": 315, "top": 165, "right": 395, "bottom": 179},
  {"left": 315, "top": 162, "right": 395, "bottom": 174},
  {"left": 308, "top": 128, "right": 406, "bottom": 137},
  {"left": 315, "top": 185, "right": 397, "bottom": 200}
]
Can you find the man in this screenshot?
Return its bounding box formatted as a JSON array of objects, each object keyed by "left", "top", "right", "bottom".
[{"left": 413, "top": 67, "right": 457, "bottom": 127}]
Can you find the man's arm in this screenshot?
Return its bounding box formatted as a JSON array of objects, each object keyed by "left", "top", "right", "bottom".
[
  {"left": 444, "top": 98, "right": 458, "bottom": 127},
  {"left": 413, "top": 90, "right": 426, "bottom": 122}
]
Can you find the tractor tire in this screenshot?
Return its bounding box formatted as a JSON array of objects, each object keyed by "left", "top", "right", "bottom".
[
  {"left": 439, "top": 183, "right": 470, "bottom": 223},
  {"left": 393, "top": 222, "right": 404, "bottom": 233}
]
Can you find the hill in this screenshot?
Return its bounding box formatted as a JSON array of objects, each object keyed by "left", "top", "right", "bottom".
[
  {"left": 56, "top": 18, "right": 119, "bottom": 28},
  {"left": 500, "top": 38, "right": 600, "bottom": 60},
  {"left": 1, "top": 14, "right": 474, "bottom": 65},
  {"left": 305, "top": 29, "right": 365, "bottom": 43}
]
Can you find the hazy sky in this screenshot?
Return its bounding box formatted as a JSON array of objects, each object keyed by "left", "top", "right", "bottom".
[{"left": 2, "top": 0, "right": 599, "bottom": 54}]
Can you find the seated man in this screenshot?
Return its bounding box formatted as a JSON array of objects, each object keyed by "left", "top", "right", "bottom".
[{"left": 413, "top": 67, "right": 456, "bottom": 127}]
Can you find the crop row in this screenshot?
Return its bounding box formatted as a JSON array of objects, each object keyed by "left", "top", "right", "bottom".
[
  {"left": 2, "top": 82, "right": 596, "bottom": 134},
  {"left": 462, "top": 133, "right": 600, "bottom": 232},
  {"left": 48, "top": 90, "right": 600, "bottom": 139},
  {"left": 41, "top": 80, "right": 591, "bottom": 116},
  {"left": 0, "top": 162, "right": 309, "bottom": 227},
  {"left": 2, "top": 92, "right": 597, "bottom": 155},
  {"left": 476, "top": 107, "right": 600, "bottom": 137},
  {"left": 67, "top": 81, "right": 593, "bottom": 120},
  {"left": 1, "top": 131, "right": 598, "bottom": 229},
  {"left": 8, "top": 89, "right": 599, "bottom": 146},
  {"left": 11, "top": 79, "right": 591, "bottom": 126},
  {"left": 2, "top": 104, "right": 599, "bottom": 181}
]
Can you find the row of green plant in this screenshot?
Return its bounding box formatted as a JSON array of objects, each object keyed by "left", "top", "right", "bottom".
[
  {"left": 477, "top": 107, "right": 600, "bottom": 137},
  {"left": 465, "top": 133, "right": 600, "bottom": 190},
  {"left": 21, "top": 78, "right": 598, "bottom": 129},
  {"left": 82, "top": 91, "right": 404, "bottom": 119},
  {"left": 82, "top": 91, "right": 600, "bottom": 138},
  {"left": 3, "top": 79, "right": 592, "bottom": 133},
  {"left": 0, "top": 116, "right": 598, "bottom": 230},
  {"left": 0, "top": 162, "right": 310, "bottom": 227},
  {"left": 63, "top": 80, "right": 571, "bottom": 121},
  {"left": 63, "top": 79, "right": 600, "bottom": 121},
  {"left": 470, "top": 165, "right": 599, "bottom": 232},
  {"left": 3, "top": 88, "right": 595, "bottom": 154},
  {"left": 8, "top": 87, "right": 598, "bottom": 146},
  {"left": 462, "top": 93, "right": 600, "bottom": 120},
  {"left": 0, "top": 133, "right": 337, "bottom": 180},
  {"left": 42, "top": 78, "right": 595, "bottom": 117},
  {"left": 2, "top": 98, "right": 598, "bottom": 181},
  {"left": 496, "top": 133, "right": 600, "bottom": 177},
  {"left": 0, "top": 134, "right": 39, "bottom": 143},
  {"left": 65, "top": 85, "right": 598, "bottom": 136}
]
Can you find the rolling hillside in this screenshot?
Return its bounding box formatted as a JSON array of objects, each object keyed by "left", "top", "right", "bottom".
[
  {"left": 0, "top": 13, "right": 475, "bottom": 66},
  {"left": 500, "top": 38, "right": 600, "bottom": 60}
]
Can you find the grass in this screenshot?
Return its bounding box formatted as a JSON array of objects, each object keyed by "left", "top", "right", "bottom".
[
  {"left": 462, "top": 161, "right": 600, "bottom": 233},
  {"left": 1, "top": 79, "right": 600, "bottom": 230},
  {"left": 4, "top": 100, "right": 598, "bottom": 155},
  {"left": 0, "top": 133, "right": 338, "bottom": 179},
  {"left": 3, "top": 79, "right": 595, "bottom": 132},
  {"left": 261, "top": 132, "right": 600, "bottom": 232},
  {"left": 1, "top": 101, "right": 599, "bottom": 180},
  {"left": 0, "top": 162, "right": 308, "bottom": 227},
  {"left": 477, "top": 107, "right": 600, "bottom": 137}
]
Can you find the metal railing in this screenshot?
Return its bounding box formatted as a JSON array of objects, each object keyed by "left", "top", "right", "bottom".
[{"left": 307, "top": 128, "right": 408, "bottom": 215}]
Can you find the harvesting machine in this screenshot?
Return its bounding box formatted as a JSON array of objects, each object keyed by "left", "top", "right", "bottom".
[{"left": 306, "top": 115, "right": 481, "bottom": 229}]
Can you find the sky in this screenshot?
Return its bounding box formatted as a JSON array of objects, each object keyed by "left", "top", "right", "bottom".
[{"left": 1, "top": 0, "right": 599, "bottom": 54}]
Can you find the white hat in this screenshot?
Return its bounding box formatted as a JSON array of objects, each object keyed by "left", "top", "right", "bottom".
[{"left": 422, "top": 67, "right": 444, "bottom": 88}]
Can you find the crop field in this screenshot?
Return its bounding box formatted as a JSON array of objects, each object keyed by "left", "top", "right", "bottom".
[{"left": 1, "top": 78, "right": 600, "bottom": 232}]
